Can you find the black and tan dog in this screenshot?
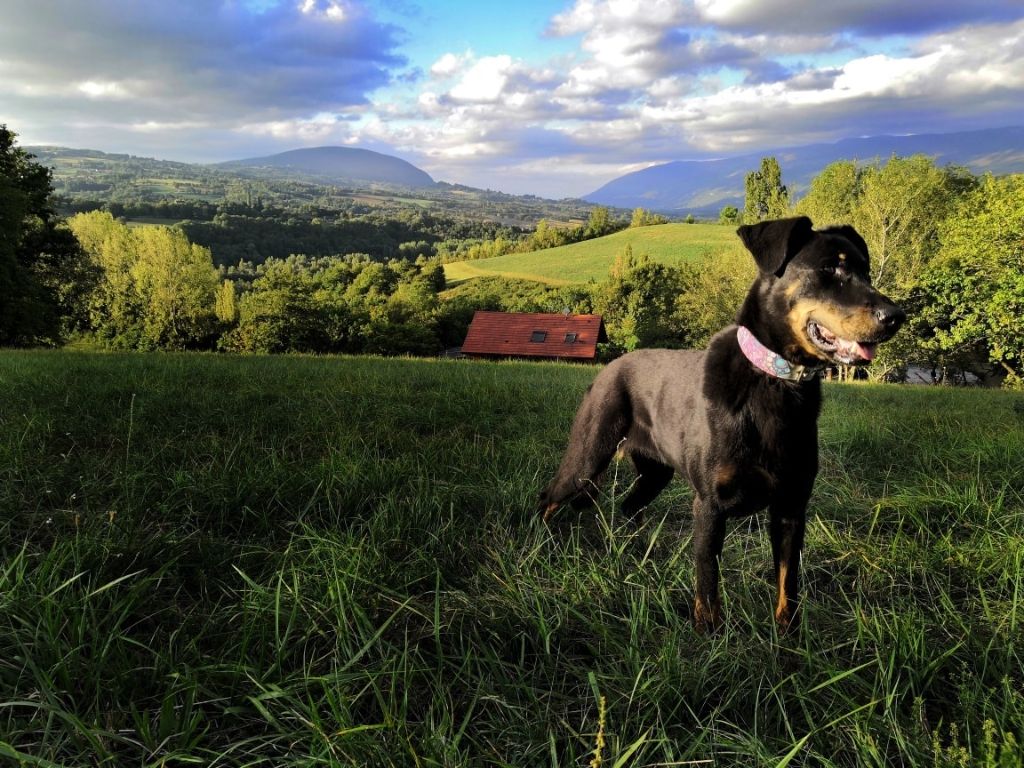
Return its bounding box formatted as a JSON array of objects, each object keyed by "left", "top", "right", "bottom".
[{"left": 540, "top": 216, "right": 905, "bottom": 632}]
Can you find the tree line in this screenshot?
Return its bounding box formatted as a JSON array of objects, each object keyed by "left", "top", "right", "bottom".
[
  {"left": 58, "top": 210, "right": 730, "bottom": 358},
  {"left": 65, "top": 196, "right": 529, "bottom": 267},
  {"left": 3, "top": 123, "right": 1023, "bottom": 386}
]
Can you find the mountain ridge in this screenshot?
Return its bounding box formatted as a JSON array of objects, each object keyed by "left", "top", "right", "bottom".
[
  {"left": 585, "top": 126, "right": 1024, "bottom": 215},
  {"left": 215, "top": 146, "right": 435, "bottom": 188}
]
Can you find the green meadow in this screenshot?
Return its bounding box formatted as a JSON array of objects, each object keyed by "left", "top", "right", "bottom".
[
  {"left": 1, "top": 351, "right": 1022, "bottom": 766},
  {"left": 123, "top": 217, "right": 187, "bottom": 228},
  {"left": 444, "top": 222, "right": 742, "bottom": 285}
]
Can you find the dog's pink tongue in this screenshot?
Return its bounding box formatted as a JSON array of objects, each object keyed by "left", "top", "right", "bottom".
[
  {"left": 857, "top": 342, "right": 877, "bottom": 361},
  {"left": 836, "top": 337, "right": 876, "bottom": 361}
]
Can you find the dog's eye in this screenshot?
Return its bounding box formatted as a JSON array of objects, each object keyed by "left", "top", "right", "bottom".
[{"left": 822, "top": 263, "right": 848, "bottom": 279}]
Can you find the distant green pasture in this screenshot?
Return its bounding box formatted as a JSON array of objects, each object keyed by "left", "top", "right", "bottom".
[
  {"left": 124, "top": 217, "right": 185, "bottom": 228},
  {"left": 444, "top": 222, "right": 743, "bottom": 285}
]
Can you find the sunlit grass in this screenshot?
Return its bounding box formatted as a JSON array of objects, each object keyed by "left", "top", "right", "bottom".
[
  {"left": 0, "top": 350, "right": 1022, "bottom": 765},
  {"left": 444, "top": 222, "right": 743, "bottom": 285}
]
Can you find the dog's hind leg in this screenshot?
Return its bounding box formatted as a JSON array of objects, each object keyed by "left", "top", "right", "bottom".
[
  {"left": 621, "top": 453, "right": 674, "bottom": 518},
  {"left": 540, "top": 385, "right": 630, "bottom": 519}
]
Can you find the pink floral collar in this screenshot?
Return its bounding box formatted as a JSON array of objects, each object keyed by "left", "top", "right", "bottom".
[{"left": 736, "top": 325, "right": 822, "bottom": 382}]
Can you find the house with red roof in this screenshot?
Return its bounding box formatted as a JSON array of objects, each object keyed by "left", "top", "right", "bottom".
[{"left": 461, "top": 311, "right": 607, "bottom": 362}]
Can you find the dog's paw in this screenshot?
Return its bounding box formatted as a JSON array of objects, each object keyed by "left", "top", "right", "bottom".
[
  {"left": 693, "top": 595, "right": 723, "bottom": 633},
  {"left": 774, "top": 604, "right": 800, "bottom": 635}
]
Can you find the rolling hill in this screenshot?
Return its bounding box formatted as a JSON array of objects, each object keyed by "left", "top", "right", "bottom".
[
  {"left": 216, "top": 146, "right": 435, "bottom": 188},
  {"left": 29, "top": 145, "right": 600, "bottom": 228},
  {"left": 444, "top": 222, "right": 742, "bottom": 285},
  {"left": 586, "top": 125, "right": 1024, "bottom": 215}
]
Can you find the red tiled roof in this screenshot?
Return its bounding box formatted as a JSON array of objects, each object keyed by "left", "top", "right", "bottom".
[{"left": 462, "top": 311, "right": 607, "bottom": 360}]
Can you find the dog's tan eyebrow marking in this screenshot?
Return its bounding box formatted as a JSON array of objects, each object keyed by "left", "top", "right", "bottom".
[{"left": 838, "top": 253, "right": 847, "bottom": 262}]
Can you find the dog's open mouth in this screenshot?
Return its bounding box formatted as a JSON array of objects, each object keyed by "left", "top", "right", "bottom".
[{"left": 807, "top": 321, "right": 878, "bottom": 364}]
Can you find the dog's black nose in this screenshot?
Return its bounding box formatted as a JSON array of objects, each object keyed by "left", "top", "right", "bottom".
[{"left": 875, "top": 305, "right": 906, "bottom": 330}]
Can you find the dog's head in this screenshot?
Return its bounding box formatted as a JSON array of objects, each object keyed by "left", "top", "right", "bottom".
[{"left": 736, "top": 216, "right": 905, "bottom": 366}]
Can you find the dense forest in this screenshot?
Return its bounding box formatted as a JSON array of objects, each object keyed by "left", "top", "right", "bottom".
[{"left": 3, "top": 125, "right": 1024, "bottom": 386}]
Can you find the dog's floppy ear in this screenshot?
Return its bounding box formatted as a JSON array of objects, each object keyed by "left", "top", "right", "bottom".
[
  {"left": 737, "top": 216, "right": 814, "bottom": 277},
  {"left": 820, "top": 224, "right": 870, "bottom": 266}
]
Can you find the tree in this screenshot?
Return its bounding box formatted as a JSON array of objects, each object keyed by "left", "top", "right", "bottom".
[
  {"left": 743, "top": 157, "right": 788, "bottom": 223},
  {"left": 937, "top": 173, "right": 1022, "bottom": 274},
  {"left": 793, "top": 160, "right": 860, "bottom": 226},
  {"left": 674, "top": 246, "right": 756, "bottom": 348},
  {"left": 917, "top": 174, "right": 1024, "bottom": 386},
  {"left": 530, "top": 219, "right": 564, "bottom": 250},
  {"left": 224, "top": 261, "right": 328, "bottom": 353},
  {"left": 841, "top": 156, "right": 970, "bottom": 380},
  {"left": 595, "top": 246, "right": 689, "bottom": 351},
  {"left": 631, "top": 208, "right": 668, "bottom": 227},
  {"left": 215, "top": 279, "right": 238, "bottom": 324},
  {"left": 0, "top": 174, "right": 31, "bottom": 341},
  {"left": 585, "top": 206, "right": 612, "bottom": 238},
  {"left": 986, "top": 272, "right": 1024, "bottom": 388},
  {"left": 132, "top": 226, "right": 219, "bottom": 349},
  {"left": 0, "top": 125, "right": 92, "bottom": 345},
  {"left": 851, "top": 155, "right": 958, "bottom": 295},
  {"left": 68, "top": 212, "right": 219, "bottom": 349},
  {"left": 718, "top": 205, "right": 740, "bottom": 225},
  {"left": 69, "top": 211, "right": 142, "bottom": 345}
]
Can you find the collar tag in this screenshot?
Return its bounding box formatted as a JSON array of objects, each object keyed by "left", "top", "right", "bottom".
[{"left": 736, "top": 325, "right": 821, "bottom": 382}]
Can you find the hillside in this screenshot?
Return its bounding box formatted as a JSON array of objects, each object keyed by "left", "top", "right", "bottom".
[
  {"left": 586, "top": 125, "right": 1024, "bottom": 214},
  {"left": 216, "top": 146, "right": 435, "bottom": 188},
  {"left": 29, "top": 146, "right": 601, "bottom": 229},
  {"left": 2, "top": 349, "right": 1022, "bottom": 765},
  {"left": 444, "top": 222, "right": 742, "bottom": 285}
]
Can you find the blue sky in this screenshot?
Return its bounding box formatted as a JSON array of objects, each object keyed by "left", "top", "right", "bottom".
[{"left": 2, "top": 0, "right": 1023, "bottom": 197}]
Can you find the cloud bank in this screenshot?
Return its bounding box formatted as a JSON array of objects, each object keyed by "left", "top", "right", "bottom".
[{"left": 2, "top": 0, "right": 1023, "bottom": 197}]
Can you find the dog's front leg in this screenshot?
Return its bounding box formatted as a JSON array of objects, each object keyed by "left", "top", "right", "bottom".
[
  {"left": 769, "top": 506, "right": 807, "bottom": 633},
  {"left": 692, "top": 495, "right": 726, "bottom": 632}
]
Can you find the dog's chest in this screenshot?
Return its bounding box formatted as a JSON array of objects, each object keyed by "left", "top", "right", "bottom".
[{"left": 702, "top": 394, "right": 818, "bottom": 512}]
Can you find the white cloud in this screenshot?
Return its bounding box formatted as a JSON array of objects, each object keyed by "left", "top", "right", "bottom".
[
  {"left": 298, "top": 0, "right": 346, "bottom": 23},
  {"left": 549, "top": 0, "right": 698, "bottom": 97},
  {"left": 129, "top": 119, "right": 208, "bottom": 133},
  {"left": 430, "top": 50, "right": 473, "bottom": 78},
  {"left": 550, "top": 0, "right": 692, "bottom": 36},
  {"left": 833, "top": 52, "right": 946, "bottom": 97},
  {"left": 77, "top": 80, "right": 130, "bottom": 99},
  {"left": 238, "top": 113, "right": 351, "bottom": 142},
  {"left": 449, "top": 56, "right": 515, "bottom": 103}
]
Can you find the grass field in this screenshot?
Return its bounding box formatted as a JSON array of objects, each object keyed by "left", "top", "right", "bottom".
[
  {"left": 1, "top": 351, "right": 1022, "bottom": 766},
  {"left": 444, "top": 223, "right": 743, "bottom": 285},
  {"left": 124, "top": 217, "right": 186, "bottom": 228}
]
